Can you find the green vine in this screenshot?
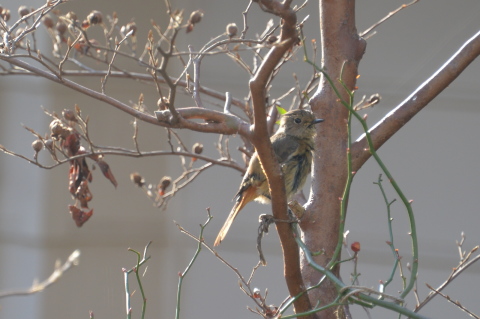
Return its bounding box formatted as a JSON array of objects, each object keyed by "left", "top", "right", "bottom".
[
  {"left": 124, "top": 242, "right": 152, "bottom": 319},
  {"left": 175, "top": 210, "right": 213, "bottom": 319}
]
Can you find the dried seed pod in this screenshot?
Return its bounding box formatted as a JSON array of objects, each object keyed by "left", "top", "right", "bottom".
[
  {"left": 81, "top": 20, "right": 90, "bottom": 29},
  {"left": 87, "top": 10, "right": 102, "bottom": 25},
  {"left": 367, "top": 93, "right": 381, "bottom": 106},
  {"left": 49, "top": 119, "right": 69, "bottom": 140},
  {"left": 2, "top": 8, "right": 11, "bottom": 22},
  {"left": 192, "top": 143, "right": 203, "bottom": 155},
  {"left": 44, "top": 139, "right": 54, "bottom": 151},
  {"left": 73, "top": 39, "right": 93, "bottom": 54},
  {"left": 121, "top": 21, "right": 137, "bottom": 37},
  {"left": 160, "top": 176, "right": 171, "bottom": 189},
  {"left": 130, "top": 172, "right": 144, "bottom": 187},
  {"left": 32, "top": 139, "right": 43, "bottom": 153},
  {"left": 157, "top": 97, "right": 169, "bottom": 110},
  {"left": 267, "top": 35, "right": 278, "bottom": 44},
  {"left": 188, "top": 10, "right": 203, "bottom": 25},
  {"left": 56, "top": 21, "right": 67, "bottom": 35},
  {"left": 226, "top": 23, "right": 238, "bottom": 38},
  {"left": 18, "top": 5, "right": 29, "bottom": 17},
  {"left": 186, "top": 10, "right": 203, "bottom": 33},
  {"left": 42, "top": 16, "right": 54, "bottom": 29},
  {"left": 265, "top": 305, "right": 278, "bottom": 317},
  {"left": 65, "top": 11, "right": 77, "bottom": 22},
  {"left": 158, "top": 176, "right": 172, "bottom": 196},
  {"left": 62, "top": 109, "right": 77, "bottom": 122},
  {"left": 50, "top": 119, "right": 63, "bottom": 136},
  {"left": 191, "top": 143, "right": 203, "bottom": 162}
]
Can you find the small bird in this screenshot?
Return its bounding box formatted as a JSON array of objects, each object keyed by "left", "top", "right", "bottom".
[{"left": 214, "top": 109, "right": 323, "bottom": 246}]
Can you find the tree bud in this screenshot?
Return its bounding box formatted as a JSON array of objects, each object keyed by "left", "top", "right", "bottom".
[
  {"left": 192, "top": 143, "right": 203, "bottom": 155},
  {"left": 130, "top": 172, "right": 144, "bottom": 187},
  {"left": 226, "top": 23, "right": 238, "bottom": 37},
  {"left": 121, "top": 22, "right": 137, "bottom": 37},
  {"left": 63, "top": 109, "right": 77, "bottom": 122},
  {"left": 42, "top": 16, "right": 54, "bottom": 29},
  {"left": 65, "top": 11, "right": 77, "bottom": 22},
  {"left": 87, "top": 10, "right": 103, "bottom": 25},
  {"left": 2, "top": 9, "right": 11, "bottom": 22},
  {"left": 267, "top": 35, "right": 278, "bottom": 44},
  {"left": 56, "top": 21, "right": 67, "bottom": 35},
  {"left": 18, "top": 5, "right": 29, "bottom": 18},
  {"left": 188, "top": 10, "right": 203, "bottom": 25},
  {"left": 157, "top": 97, "right": 169, "bottom": 110},
  {"left": 160, "top": 176, "right": 172, "bottom": 189},
  {"left": 44, "top": 139, "right": 54, "bottom": 151},
  {"left": 32, "top": 139, "right": 43, "bottom": 153}
]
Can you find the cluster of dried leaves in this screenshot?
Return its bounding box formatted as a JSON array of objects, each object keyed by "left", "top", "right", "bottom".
[{"left": 23, "top": 106, "right": 118, "bottom": 226}]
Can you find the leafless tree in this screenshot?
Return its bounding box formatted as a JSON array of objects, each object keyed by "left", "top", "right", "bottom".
[{"left": 1, "top": 0, "right": 480, "bottom": 318}]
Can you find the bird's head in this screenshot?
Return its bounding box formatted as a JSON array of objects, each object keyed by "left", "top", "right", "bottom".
[{"left": 279, "top": 109, "right": 324, "bottom": 138}]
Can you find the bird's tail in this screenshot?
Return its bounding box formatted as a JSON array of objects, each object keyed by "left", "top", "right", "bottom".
[
  {"left": 214, "top": 186, "right": 257, "bottom": 246},
  {"left": 214, "top": 202, "right": 242, "bottom": 246}
]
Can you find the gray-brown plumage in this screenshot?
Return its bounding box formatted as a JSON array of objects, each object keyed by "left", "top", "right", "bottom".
[{"left": 214, "top": 109, "right": 323, "bottom": 246}]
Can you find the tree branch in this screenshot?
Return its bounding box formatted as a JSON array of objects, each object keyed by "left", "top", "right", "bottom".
[
  {"left": 0, "top": 55, "right": 251, "bottom": 137},
  {"left": 0, "top": 68, "right": 247, "bottom": 112},
  {"left": 0, "top": 250, "right": 80, "bottom": 299},
  {"left": 351, "top": 30, "right": 480, "bottom": 171},
  {"left": 249, "top": 0, "right": 313, "bottom": 317}
]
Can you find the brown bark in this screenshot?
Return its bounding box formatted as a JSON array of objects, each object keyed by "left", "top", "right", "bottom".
[{"left": 303, "top": 1, "right": 366, "bottom": 318}]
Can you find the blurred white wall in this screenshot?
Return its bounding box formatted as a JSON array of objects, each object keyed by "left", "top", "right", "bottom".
[{"left": 1, "top": 0, "right": 480, "bottom": 318}]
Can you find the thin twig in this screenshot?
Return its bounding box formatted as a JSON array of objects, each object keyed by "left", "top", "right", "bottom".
[
  {"left": 0, "top": 144, "right": 244, "bottom": 172},
  {"left": 241, "top": 0, "right": 254, "bottom": 39},
  {"left": 415, "top": 244, "right": 480, "bottom": 312},
  {"left": 188, "top": 45, "right": 204, "bottom": 108},
  {"left": 175, "top": 221, "right": 269, "bottom": 314},
  {"left": 360, "top": 0, "right": 419, "bottom": 38},
  {"left": 0, "top": 250, "right": 80, "bottom": 299},
  {"left": 426, "top": 284, "right": 480, "bottom": 319},
  {"left": 102, "top": 30, "right": 133, "bottom": 94}
]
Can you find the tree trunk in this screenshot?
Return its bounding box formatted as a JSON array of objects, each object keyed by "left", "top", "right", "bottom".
[{"left": 302, "top": 1, "right": 366, "bottom": 318}]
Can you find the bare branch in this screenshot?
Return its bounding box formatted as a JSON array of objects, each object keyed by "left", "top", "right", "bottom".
[
  {"left": 101, "top": 31, "right": 133, "bottom": 93},
  {"left": 360, "top": 0, "right": 419, "bottom": 38},
  {"left": 175, "top": 221, "right": 269, "bottom": 313},
  {"left": 415, "top": 243, "right": 480, "bottom": 312},
  {"left": 188, "top": 45, "right": 204, "bottom": 108},
  {"left": 0, "top": 55, "right": 251, "bottom": 137},
  {"left": 425, "top": 284, "right": 480, "bottom": 319},
  {"left": 1, "top": 144, "right": 244, "bottom": 172},
  {"left": 0, "top": 60, "right": 248, "bottom": 110},
  {"left": 0, "top": 250, "right": 80, "bottom": 299},
  {"left": 351, "top": 30, "right": 480, "bottom": 171}
]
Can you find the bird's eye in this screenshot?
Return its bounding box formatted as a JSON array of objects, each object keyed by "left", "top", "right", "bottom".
[{"left": 294, "top": 118, "right": 302, "bottom": 124}]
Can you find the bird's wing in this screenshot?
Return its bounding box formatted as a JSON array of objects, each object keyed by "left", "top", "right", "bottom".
[{"left": 271, "top": 133, "right": 300, "bottom": 164}]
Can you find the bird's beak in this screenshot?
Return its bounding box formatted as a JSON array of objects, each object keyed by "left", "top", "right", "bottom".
[{"left": 313, "top": 118, "right": 324, "bottom": 124}]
